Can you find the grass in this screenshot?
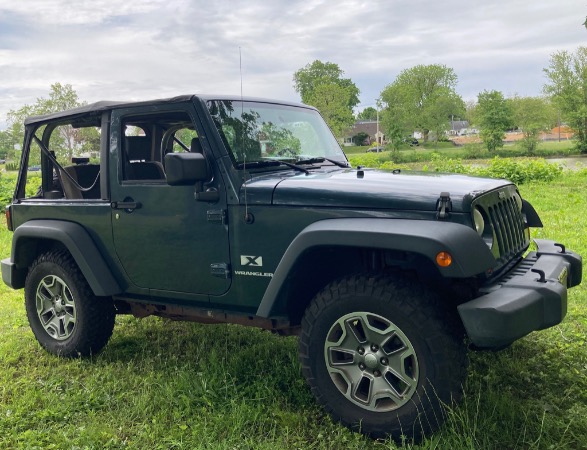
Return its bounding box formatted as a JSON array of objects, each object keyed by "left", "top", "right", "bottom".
[{"left": 0, "top": 170, "right": 586, "bottom": 449}]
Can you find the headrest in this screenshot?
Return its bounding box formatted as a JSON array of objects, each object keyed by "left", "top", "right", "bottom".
[
  {"left": 190, "top": 137, "right": 203, "bottom": 154},
  {"left": 125, "top": 136, "right": 151, "bottom": 161}
]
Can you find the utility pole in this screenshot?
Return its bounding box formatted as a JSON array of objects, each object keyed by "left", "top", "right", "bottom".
[{"left": 376, "top": 107, "right": 379, "bottom": 144}]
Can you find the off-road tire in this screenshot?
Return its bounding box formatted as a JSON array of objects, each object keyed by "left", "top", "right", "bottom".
[
  {"left": 299, "top": 274, "right": 467, "bottom": 442},
  {"left": 24, "top": 250, "right": 115, "bottom": 357}
]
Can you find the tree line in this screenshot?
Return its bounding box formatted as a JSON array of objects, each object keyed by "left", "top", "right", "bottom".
[
  {"left": 293, "top": 46, "right": 587, "bottom": 154},
  {"left": 2, "top": 46, "right": 586, "bottom": 160}
]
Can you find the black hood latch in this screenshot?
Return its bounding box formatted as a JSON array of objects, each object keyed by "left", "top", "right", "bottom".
[{"left": 436, "top": 192, "right": 452, "bottom": 220}]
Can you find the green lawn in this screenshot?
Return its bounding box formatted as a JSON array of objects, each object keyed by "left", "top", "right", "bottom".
[{"left": 0, "top": 171, "right": 586, "bottom": 449}]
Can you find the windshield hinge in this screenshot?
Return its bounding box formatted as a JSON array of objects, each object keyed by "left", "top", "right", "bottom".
[{"left": 436, "top": 192, "right": 452, "bottom": 220}]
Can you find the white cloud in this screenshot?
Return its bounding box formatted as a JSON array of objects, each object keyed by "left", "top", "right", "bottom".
[{"left": 0, "top": 0, "right": 585, "bottom": 127}]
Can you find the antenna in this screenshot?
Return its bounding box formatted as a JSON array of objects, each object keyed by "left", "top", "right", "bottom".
[{"left": 240, "top": 47, "right": 253, "bottom": 224}]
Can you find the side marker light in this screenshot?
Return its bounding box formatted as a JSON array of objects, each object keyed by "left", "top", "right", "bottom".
[{"left": 436, "top": 252, "right": 452, "bottom": 267}]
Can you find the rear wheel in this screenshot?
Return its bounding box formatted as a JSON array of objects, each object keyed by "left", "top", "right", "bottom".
[
  {"left": 299, "top": 274, "right": 467, "bottom": 442},
  {"left": 24, "top": 251, "right": 115, "bottom": 357}
]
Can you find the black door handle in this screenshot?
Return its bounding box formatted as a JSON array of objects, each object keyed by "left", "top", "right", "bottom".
[{"left": 111, "top": 200, "right": 142, "bottom": 211}]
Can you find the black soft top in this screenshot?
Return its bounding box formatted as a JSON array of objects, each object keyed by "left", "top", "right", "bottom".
[{"left": 24, "top": 94, "right": 311, "bottom": 125}]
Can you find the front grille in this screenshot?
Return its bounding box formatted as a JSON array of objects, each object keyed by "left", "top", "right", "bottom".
[
  {"left": 487, "top": 197, "right": 527, "bottom": 262},
  {"left": 475, "top": 188, "right": 529, "bottom": 266}
]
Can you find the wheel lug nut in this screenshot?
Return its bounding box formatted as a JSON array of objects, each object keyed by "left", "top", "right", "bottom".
[
  {"left": 359, "top": 363, "right": 366, "bottom": 370},
  {"left": 380, "top": 357, "right": 388, "bottom": 366},
  {"left": 371, "top": 344, "right": 379, "bottom": 352},
  {"left": 373, "top": 370, "right": 381, "bottom": 377},
  {"left": 357, "top": 347, "right": 365, "bottom": 355}
]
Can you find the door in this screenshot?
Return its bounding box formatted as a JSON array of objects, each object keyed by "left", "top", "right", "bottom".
[{"left": 109, "top": 104, "right": 231, "bottom": 296}]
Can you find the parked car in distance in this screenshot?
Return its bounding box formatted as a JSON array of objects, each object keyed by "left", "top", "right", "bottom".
[{"left": 366, "top": 146, "right": 385, "bottom": 152}]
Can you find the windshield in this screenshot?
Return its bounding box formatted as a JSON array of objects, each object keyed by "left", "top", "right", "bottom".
[{"left": 207, "top": 100, "right": 347, "bottom": 167}]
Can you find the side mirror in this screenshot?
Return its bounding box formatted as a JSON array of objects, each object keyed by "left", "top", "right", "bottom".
[{"left": 165, "top": 152, "right": 209, "bottom": 186}]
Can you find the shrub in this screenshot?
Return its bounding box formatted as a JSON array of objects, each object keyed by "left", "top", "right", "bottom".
[
  {"left": 347, "top": 152, "right": 389, "bottom": 168},
  {"left": 5, "top": 161, "right": 19, "bottom": 171},
  {"left": 473, "top": 157, "right": 563, "bottom": 184},
  {"left": 423, "top": 153, "right": 468, "bottom": 174}
]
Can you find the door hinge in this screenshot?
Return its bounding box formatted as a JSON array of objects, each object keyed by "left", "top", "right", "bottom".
[
  {"left": 207, "top": 209, "right": 226, "bottom": 224},
  {"left": 436, "top": 192, "right": 452, "bottom": 220},
  {"left": 210, "top": 263, "right": 231, "bottom": 279}
]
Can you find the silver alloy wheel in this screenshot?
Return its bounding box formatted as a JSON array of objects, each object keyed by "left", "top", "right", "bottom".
[
  {"left": 35, "top": 275, "right": 76, "bottom": 340},
  {"left": 324, "top": 312, "right": 419, "bottom": 412}
]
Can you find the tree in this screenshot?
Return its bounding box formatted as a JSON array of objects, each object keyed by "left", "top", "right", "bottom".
[
  {"left": 357, "top": 107, "right": 378, "bottom": 121},
  {"left": 305, "top": 83, "right": 356, "bottom": 138},
  {"left": 543, "top": 47, "right": 587, "bottom": 153},
  {"left": 509, "top": 96, "right": 555, "bottom": 154},
  {"left": 464, "top": 100, "right": 478, "bottom": 127},
  {"left": 379, "top": 64, "right": 465, "bottom": 143},
  {"left": 293, "top": 60, "right": 360, "bottom": 110},
  {"left": 0, "top": 128, "right": 17, "bottom": 160},
  {"left": 476, "top": 90, "right": 512, "bottom": 152},
  {"left": 6, "top": 83, "right": 85, "bottom": 161}
]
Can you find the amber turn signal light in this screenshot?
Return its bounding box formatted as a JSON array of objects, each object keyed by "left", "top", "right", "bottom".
[{"left": 436, "top": 251, "right": 452, "bottom": 267}]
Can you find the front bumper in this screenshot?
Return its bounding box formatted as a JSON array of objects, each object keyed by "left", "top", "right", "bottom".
[{"left": 458, "top": 239, "right": 582, "bottom": 349}]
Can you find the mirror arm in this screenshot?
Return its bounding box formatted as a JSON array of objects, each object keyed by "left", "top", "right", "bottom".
[{"left": 194, "top": 181, "right": 219, "bottom": 202}]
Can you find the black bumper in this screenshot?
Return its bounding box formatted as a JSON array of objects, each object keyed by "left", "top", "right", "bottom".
[
  {"left": 1, "top": 257, "right": 26, "bottom": 290},
  {"left": 458, "top": 239, "right": 582, "bottom": 349}
]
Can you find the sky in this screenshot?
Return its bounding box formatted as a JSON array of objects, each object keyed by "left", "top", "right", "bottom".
[{"left": 0, "top": 0, "right": 585, "bottom": 130}]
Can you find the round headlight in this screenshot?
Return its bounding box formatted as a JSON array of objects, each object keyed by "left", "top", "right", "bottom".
[
  {"left": 473, "top": 207, "right": 485, "bottom": 236},
  {"left": 513, "top": 192, "right": 523, "bottom": 211}
]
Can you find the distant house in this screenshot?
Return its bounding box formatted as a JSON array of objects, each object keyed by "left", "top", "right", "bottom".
[
  {"left": 448, "top": 120, "right": 470, "bottom": 136},
  {"left": 342, "top": 121, "right": 385, "bottom": 146}
]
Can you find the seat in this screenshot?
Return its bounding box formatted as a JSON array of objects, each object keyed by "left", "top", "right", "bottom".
[
  {"left": 60, "top": 164, "right": 101, "bottom": 199},
  {"left": 190, "top": 137, "right": 203, "bottom": 154},
  {"left": 125, "top": 136, "right": 165, "bottom": 180}
]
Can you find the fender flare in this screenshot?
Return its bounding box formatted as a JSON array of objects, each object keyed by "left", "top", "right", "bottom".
[
  {"left": 256, "top": 218, "right": 496, "bottom": 318},
  {"left": 9, "top": 220, "right": 123, "bottom": 296}
]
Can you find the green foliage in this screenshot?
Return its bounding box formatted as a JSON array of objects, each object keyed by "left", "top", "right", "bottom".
[
  {"left": 6, "top": 83, "right": 85, "bottom": 161},
  {"left": 380, "top": 64, "right": 465, "bottom": 144},
  {"left": 350, "top": 151, "right": 565, "bottom": 185},
  {"left": 293, "top": 61, "right": 360, "bottom": 138},
  {"left": 4, "top": 161, "right": 19, "bottom": 171},
  {"left": 305, "top": 83, "right": 357, "bottom": 138},
  {"left": 357, "top": 107, "right": 378, "bottom": 121},
  {"left": 543, "top": 47, "right": 587, "bottom": 153},
  {"left": 509, "top": 96, "right": 557, "bottom": 155},
  {"left": 425, "top": 155, "right": 563, "bottom": 184},
  {"left": 293, "top": 60, "right": 360, "bottom": 109},
  {"left": 347, "top": 152, "right": 388, "bottom": 168},
  {"left": 476, "top": 90, "right": 513, "bottom": 152},
  {"left": 422, "top": 153, "right": 468, "bottom": 173},
  {"left": 0, "top": 174, "right": 12, "bottom": 207},
  {"left": 474, "top": 157, "right": 563, "bottom": 184},
  {"left": 352, "top": 131, "right": 369, "bottom": 145}
]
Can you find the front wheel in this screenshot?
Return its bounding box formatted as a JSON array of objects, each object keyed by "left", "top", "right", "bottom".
[
  {"left": 24, "top": 251, "right": 115, "bottom": 357},
  {"left": 299, "top": 275, "right": 467, "bottom": 442}
]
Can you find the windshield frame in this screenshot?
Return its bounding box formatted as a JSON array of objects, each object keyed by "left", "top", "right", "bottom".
[{"left": 206, "top": 100, "right": 348, "bottom": 169}]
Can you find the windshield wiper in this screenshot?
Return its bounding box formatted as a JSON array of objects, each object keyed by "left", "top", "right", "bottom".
[
  {"left": 295, "top": 157, "right": 350, "bottom": 168},
  {"left": 236, "top": 160, "right": 309, "bottom": 174}
]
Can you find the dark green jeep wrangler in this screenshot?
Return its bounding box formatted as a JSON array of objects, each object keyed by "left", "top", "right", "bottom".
[{"left": 2, "top": 95, "right": 582, "bottom": 441}]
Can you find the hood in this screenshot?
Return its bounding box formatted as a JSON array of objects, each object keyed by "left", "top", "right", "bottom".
[{"left": 243, "top": 168, "right": 510, "bottom": 212}]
